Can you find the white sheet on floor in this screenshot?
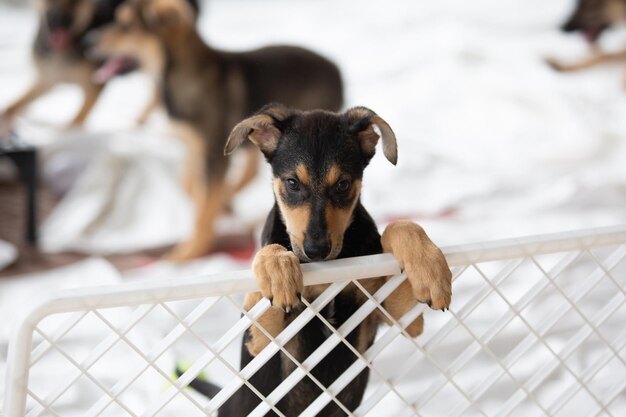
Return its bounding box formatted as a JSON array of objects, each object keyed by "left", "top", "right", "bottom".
[
  {"left": 36, "top": 127, "right": 194, "bottom": 254},
  {"left": 1, "top": 0, "right": 626, "bottom": 413}
]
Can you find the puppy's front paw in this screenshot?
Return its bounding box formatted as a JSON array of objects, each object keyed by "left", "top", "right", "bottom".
[
  {"left": 382, "top": 221, "right": 452, "bottom": 310},
  {"left": 252, "top": 244, "right": 303, "bottom": 313}
]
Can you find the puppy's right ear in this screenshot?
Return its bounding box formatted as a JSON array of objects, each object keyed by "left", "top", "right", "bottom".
[
  {"left": 224, "top": 103, "right": 291, "bottom": 157},
  {"left": 345, "top": 106, "right": 398, "bottom": 165}
]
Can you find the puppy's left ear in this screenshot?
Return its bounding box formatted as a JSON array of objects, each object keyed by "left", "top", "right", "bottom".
[
  {"left": 345, "top": 107, "right": 398, "bottom": 165},
  {"left": 224, "top": 103, "right": 291, "bottom": 158}
]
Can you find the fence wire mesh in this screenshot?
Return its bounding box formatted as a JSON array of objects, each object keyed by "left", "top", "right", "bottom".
[{"left": 2, "top": 227, "right": 625, "bottom": 417}]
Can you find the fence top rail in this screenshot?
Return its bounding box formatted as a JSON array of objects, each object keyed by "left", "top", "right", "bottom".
[{"left": 13, "top": 224, "right": 626, "bottom": 327}]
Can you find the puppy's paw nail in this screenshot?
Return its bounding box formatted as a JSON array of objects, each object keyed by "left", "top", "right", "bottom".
[{"left": 268, "top": 296, "right": 273, "bottom": 306}]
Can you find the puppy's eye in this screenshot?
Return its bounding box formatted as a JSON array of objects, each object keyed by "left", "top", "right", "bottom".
[
  {"left": 285, "top": 178, "right": 300, "bottom": 192},
  {"left": 336, "top": 179, "right": 351, "bottom": 193}
]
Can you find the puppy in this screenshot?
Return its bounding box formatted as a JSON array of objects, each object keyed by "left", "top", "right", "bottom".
[
  {"left": 91, "top": 0, "right": 344, "bottom": 261},
  {"left": 0, "top": 0, "right": 132, "bottom": 133},
  {"left": 547, "top": 0, "right": 626, "bottom": 77},
  {"left": 186, "top": 104, "right": 452, "bottom": 416}
]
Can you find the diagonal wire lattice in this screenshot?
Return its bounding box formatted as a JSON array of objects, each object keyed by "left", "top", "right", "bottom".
[{"left": 3, "top": 226, "right": 626, "bottom": 417}]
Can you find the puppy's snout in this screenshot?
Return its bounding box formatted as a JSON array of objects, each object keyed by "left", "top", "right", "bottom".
[{"left": 303, "top": 237, "right": 331, "bottom": 261}]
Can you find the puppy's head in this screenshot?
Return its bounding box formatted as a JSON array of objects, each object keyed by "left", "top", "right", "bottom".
[
  {"left": 225, "top": 104, "right": 397, "bottom": 262},
  {"left": 38, "top": 0, "right": 124, "bottom": 51},
  {"left": 86, "top": 0, "right": 198, "bottom": 83},
  {"left": 561, "top": 0, "right": 626, "bottom": 43}
]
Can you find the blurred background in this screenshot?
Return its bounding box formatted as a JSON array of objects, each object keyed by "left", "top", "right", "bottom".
[
  {"left": 0, "top": 0, "right": 625, "bottom": 414},
  {"left": 2, "top": 0, "right": 626, "bottom": 276},
  {"left": 0, "top": 0, "right": 625, "bottom": 290}
]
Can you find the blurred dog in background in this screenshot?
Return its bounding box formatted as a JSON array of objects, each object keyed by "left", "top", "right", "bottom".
[
  {"left": 90, "top": 0, "right": 344, "bottom": 261},
  {"left": 0, "top": 0, "right": 131, "bottom": 134},
  {"left": 85, "top": 0, "right": 199, "bottom": 124},
  {"left": 547, "top": 0, "right": 626, "bottom": 78}
]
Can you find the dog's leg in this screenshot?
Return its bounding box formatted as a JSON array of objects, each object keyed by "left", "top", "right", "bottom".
[
  {"left": 380, "top": 280, "right": 425, "bottom": 337},
  {"left": 136, "top": 86, "right": 160, "bottom": 125},
  {"left": 243, "top": 292, "right": 286, "bottom": 356},
  {"left": 1, "top": 80, "right": 52, "bottom": 132},
  {"left": 230, "top": 146, "right": 260, "bottom": 194},
  {"left": 69, "top": 83, "right": 103, "bottom": 126},
  {"left": 381, "top": 220, "right": 452, "bottom": 311},
  {"left": 244, "top": 244, "right": 303, "bottom": 355},
  {"left": 175, "top": 123, "right": 206, "bottom": 196},
  {"left": 166, "top": 123, "right": 246, "bottom": 261},
  {"left": 166, "top": 177, "right": 230, "bottom": 261},
  {"left": 3, "top": 81, "right": 53, "bottom": 117},
  {"left": 546, "top": 49, "right": 626, "bottom": 72}
]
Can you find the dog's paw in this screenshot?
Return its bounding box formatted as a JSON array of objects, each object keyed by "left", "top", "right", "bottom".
[
  {"left": 382, "top": 221, "right": 451, "bottom": 310},
  {"left": 164, "top": 240, "right": 209, "bottom": 262},
  {"left": 252, "top": 244, "right": 303, "bottom": 313}
]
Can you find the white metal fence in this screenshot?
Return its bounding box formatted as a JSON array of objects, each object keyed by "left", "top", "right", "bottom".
[{"left": 2, "top": 226, "right": 626, "bottom": 417}]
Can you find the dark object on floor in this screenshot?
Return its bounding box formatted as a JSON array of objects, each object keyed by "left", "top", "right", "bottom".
[{"left": 0, "top": 132, "right": 38, "bottom": 245}]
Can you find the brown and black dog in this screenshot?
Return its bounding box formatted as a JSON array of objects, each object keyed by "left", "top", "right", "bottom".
[
  {"left": 0, "top": 0, "right": 133, "bottom": 134},
  {"left": 547, "top": 0, "right": 626, "bottom": 79},
  {"left": 89, "top": 0, "right": 344, "bottom": 261},
  {"left": 84, "top": 0, "right": 200, "bottom": 124},
  {"left": 183, "top": 103, "right": 452, "bottom": 416}
]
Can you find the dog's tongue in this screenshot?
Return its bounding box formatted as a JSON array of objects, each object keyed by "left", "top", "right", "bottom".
[
  {"left": 93, "top": 57, "right": 138, "bottom": 84},
  {"left": 50, "top": 29, "right": 72, "bottom": 50}
]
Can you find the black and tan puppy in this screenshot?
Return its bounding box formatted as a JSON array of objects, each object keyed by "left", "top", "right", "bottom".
[
  {"left": 91, "top": 0, "right": 344, "bottom": 261},
  {"left": 185, "top": 104, "right": 452, "bottom": 416},
  {"left": 0, "top": 0, "right": 129, "bottom": 133},
  {"left": 547, "top": 0, "right": 626, "bottom": 78}
]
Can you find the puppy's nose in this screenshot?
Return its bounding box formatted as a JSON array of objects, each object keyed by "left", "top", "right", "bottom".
[{"left": 303, "top": 239, "right": 331, "bottom": 261}]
